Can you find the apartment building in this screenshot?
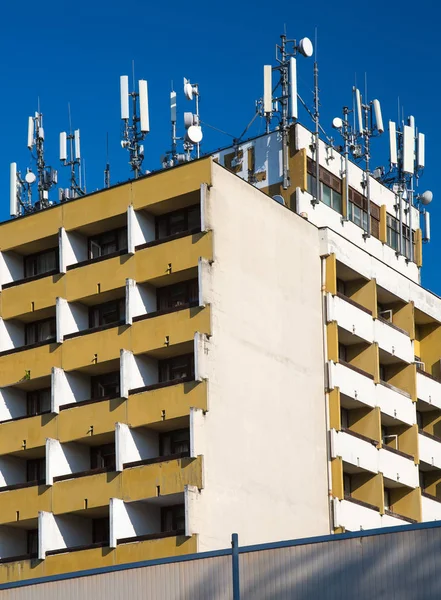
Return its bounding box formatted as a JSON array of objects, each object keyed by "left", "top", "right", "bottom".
[
  {"left": 214, "top": 122, "right": 440, "bottom": 533},
  {"left": 0, "top": 156, "right": 330, "bottom": 584}
]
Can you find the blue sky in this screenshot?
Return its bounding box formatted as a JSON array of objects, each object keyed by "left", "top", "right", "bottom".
[{"left": 1, "top": 0, "right": 440, "bottom": 292}]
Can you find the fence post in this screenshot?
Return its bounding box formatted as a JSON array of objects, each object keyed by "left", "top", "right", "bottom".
[{"left": 232, "top": 533, "right": 240, "bottom": 600}]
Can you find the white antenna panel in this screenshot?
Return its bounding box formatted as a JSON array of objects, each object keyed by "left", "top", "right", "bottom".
[
  {"left": 74, "top": 129, "right": 81, "bottom": 159},
  {"left": 9, "top": 163, "right": 18, "bottom": 217},
  {"left": 417, "top": 132, "right": 425, "bottom": 168},
  {"left": 263, "top": 65, "right": 272, "bottom": 114},
  {"left": 355, "top": 88, "right": 363, "bottom": 133},
  {"left": 372, "top": 99, "right": 384, "bottom": 134},
  {"left": 389, "top": 121, "right": 398, "bottom": 166},
  {"left": 424, "top": 210, "right": 430, "bottom": 242},
  {"left": 170, "top": 91, "right": 177, "bottom": 122},
  {"left": 409, "top": 115, "right": 415, "bottom": 135},
  {"left": 27, "top": 116, "right": 34, "bottom": 149},
  {"left": 403, "top": 124, "right": 415, "bottom": 174},
  {"left": 289, "top": 57, "right": 298, "bottom": 120},
  {"left": 59, "top": 132, "right": 67, "bottom": 161},
  {"left": 120, "top": 75, "right": 129, "bottom": 120},
  {"left": 139, "top": 79, "right": 150, "bottom": 133}
]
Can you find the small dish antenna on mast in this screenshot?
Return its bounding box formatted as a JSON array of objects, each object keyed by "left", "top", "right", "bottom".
[
  {"left": 120, "top": 72, "right": 151, "bottom": 178},
  {"left": 183, "top": 77, "right": 202, "bottom": 159}
]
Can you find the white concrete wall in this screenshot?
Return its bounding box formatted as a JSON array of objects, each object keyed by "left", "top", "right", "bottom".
[
  {"left": 56, "top": 298, "right": 89, "bottom": 342},
  {"left": 0, "top": 319, "right": 24, "bottom": 351},
  {"left": 0, "top": 251, "right": 23, "bottom": 287},
  {"left": 126, "top": 279, "right": 156, "bottom": 324},
  {"left": 419, "top": 433, "right": 441, "bottom": 469},
  {"left": 110, "top": 498, "right": 160, "bottom": 548},
  {"left": 127, "top": 206, "right": 155, "bottom": 254},
  {"left": 0, "top": 455, "right": 27, "bottom": 487},
  {"left": 115, "top": 423, "right": 159, "bottom": 471},
  {"left": 59, "top": 227, "right": 88, "bottom": 272},
  {"left": 333, "top": 498, "right": 408, "bottom": 532},
  {"left": 52, "top": 367, "right": 91, "bottom": 412},
  {"left": 194, "top": 163, "right": 330, "bottom": 551},
  {"left": 417, "top": 372, "right": 441, "bottom": 409},
  {"left": 0, "top": 525, "right": 27, "bottom": 559},
  {"left": 120, "top": 350, "right": 157, "bottom": 398},
  {"left": 0, "top": 387, "right": 27, "bottom": 421},
  {"left": 39, "top": 512, "right": 92, "bottom": 559},
  {"left": 46, "top": 438, "right": 91, "bottom": 484},
  {"left": 421, "top": 494, "right": 441, "bottom": 521}
]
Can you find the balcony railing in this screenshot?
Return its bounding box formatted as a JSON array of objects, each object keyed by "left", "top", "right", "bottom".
[
  {"left": 384, "top": 509, "right": 417, "bottom": 524},
  {"left": 130, "top": 376, "right": 194, "bottom": 396},
  {"left": 66, "top": 248, "right": 128, "bottom": 271},
  {"left": 2, "top": 269, "right": 59, "bottom": 290},
  {"left": 343, "top": 494, "right": 380, "bottom": 512},
  {"left": 59, "top": 391, "right": 121, "bottom": 411},
  {"left": 339, "top": 360, "right": 374, "bottom": 380},
  {"left": 135, "top": 228, "right": 201, "bottom": 252},
  {"left": 336, "top": 292, "right": 372, "bottom": 315},
  {"left": 64, "top": 319, "right": 125, "bottom": 341},
  {"left": 0, "top": 478, "right": 45, "bottom": 493},
  {"left": 0, "top": 337, "right": 57, "bottom": 358},
  {"left": 124, "top": 452, "right": 190, "bottom": 470}
]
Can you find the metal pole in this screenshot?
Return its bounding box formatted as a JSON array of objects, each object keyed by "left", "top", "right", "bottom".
[
  {"left": 343, "top": 107, "right": 349, "bottom": 220},
  {"left": 363, "top": 105, "right": 371, "bottom": 237},
  {"left": 314, "top": 60, "right": 320, "bottom": 204},
  {"left": 231, "top": 533, "right": 240, "bottom": 600},
  {"left": 408, "top": 174, "right": 414, "bottom": 261},
  {"left": 280, "top": 34, "right": 290, "bottom": 190}
]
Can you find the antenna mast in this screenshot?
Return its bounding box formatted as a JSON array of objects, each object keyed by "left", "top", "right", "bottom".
[
  {"left": 59, "top": 106, "right": 85, "bottom": 201},
  {"left": 261, "top": 32, "right": 313, "bottom": 190},
  {"left": 183, "top": 78, "right": 203, "bottom": 160},
  {"left": 104, "top": 133, "right": 110, "bottom": 188},
  {"left": 120, "top": 74, "right": 150, "bottom": 178},
  {"left": 29, "top": 111, "right": 58, "bottom": 209}
]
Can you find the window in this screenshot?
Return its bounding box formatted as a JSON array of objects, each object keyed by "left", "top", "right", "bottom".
[
  {"left": 416, "top": 411, "right": 423, "bottom": 430},
  {"left": 91, "top": 444, "right": 116, "bottom": 471},
  {"left": 88, "top": 228, "right": 128, "bottom": 260},
  {"left": 26, "top": 458, "right": 45, "bottom": 483},
  {"left": 348, "top": 188, "right": 380, "bottom": 238},
  {"left": 91, "top": 372, "right": 120, "bottom": 399},
  {"left": 382, "top": 427, "right": 397, "bottom": 449},
  {"left": 24, "top": 248, "right": 58, "bottom": 279},
  {"left": 26, "top": 388, "right": 51, "bottom": 417},
  {"left": 387, "top": 214, "right": 415, "bottom": 258},
  {"left": 338, "top": 344, "right": 347, "bottom": 362},
  {"left": 343, "top": 473, "right": 352, "bottom": 498},
  {"left": 92, "top": 518, "right": 109, "bottom": 544},
  {"left": 336, "top": 279, "right": 346, "bottom": 295},
  {"left": 384, "top": 488, "right": 391, "bottom": 510},
  {"left": 89, "top": 299, "right": 125, "bottom": 329},
  {"left": 160, "top": 429, "right": 190, "bottom": 456},
  {"left": 348, "top": 201, "right": 368, "bottom": 230},
  {"left": 340, "top": 408, "right": 349, "bottom": 430},
  {"left": 27, "top": 529, "right": 38, "bottom": 555},
  {"left": 158, "top": 354, "right": 195, "bottom": 383},
  {"left": 157, "top": 279, "right": 198, "bottom": 312},
  {"left": 419, "top": 471, "right": 426, "bottom": 490},
  {"left": 25, "top": 318, "right": 56, "bottom": 346},
  {"left": 161, "top": 504, "right": 185, "bottom": 532},
  {"left": 306, "top": 159, "right": 342, "bottom": 214},
  {"left": 155, "top": 205, "right": 201, "bottom": 240}
]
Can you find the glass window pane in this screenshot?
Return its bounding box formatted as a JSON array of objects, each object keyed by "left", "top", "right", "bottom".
[
  {"left": 321, "top": 184, "right": 332, "bottom": 207},
  {"left": 332, "top": 191, "right": 342, "bottom": 214}
]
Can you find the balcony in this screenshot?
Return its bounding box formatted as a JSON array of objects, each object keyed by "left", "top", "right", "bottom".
[
  {"left": 1, "top": 230, "right": 212, "bottom": 320},
  {"left": 421, "top": 493, "right": 441, "bottom": 521},
  {"left": 0, "top": 533, "right": 197, "bottom": 585},
  {"left": 327, "top": 293, "right": 374, "bottom": 343},
  {"left": 0, "top": 305, "right": 210, "bottom": 388},
  {"left": 331, "top": 429, "right": 418, "bottom": 488},
  {"left": 329, "top": 362, "right": 415, "bottom": 426},
  {"left": 0, "top": 456, "right": 203, "bottom": 525},
  {"left": 417, "top": 371, "right": 441, "bottom": 410},
  {"left": 419, "top": 431, "right": 441, "bottom": 469},
  {"left": 333, "top": 497, "right": 381, "bottom": 531}
]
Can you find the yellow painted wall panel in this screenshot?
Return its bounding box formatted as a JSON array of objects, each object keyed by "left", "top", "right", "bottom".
[
  {"left": 0, "top": 344, "right": 61, "bottom": 388},
  {"left": 0, "top": 484, "right": 52, "bottom": 524},
  {"left": 0, "top": 413, "right": 57, "bottom": 455},
  {"left": 58, "top": 398, "right": 127, "bottom": 443},
  {"left": 61, "top": 325, "right": 130, "bottom": 372},
  {"left": 65, "top": 255, "right": 134, "bottom": 302},
  {"left": 128, "top": 380, "right": 208, "bottom": 428},
  {"left": 62, "top": 186, "right": 131, "bottom": 232},
  {"left": 0, "top": 208, "right": 62, "bottom": 252},
  {"left": 0, "top": 535, "right": 197, "bottom": 584},
  {"left": 52, "top": 471, "right": 122, "bottom": 515},
  {"left": 1, "top": 275, "right": 65, "bottom": 319},
  {"left": 131, "top": 159, "right": 212, "bottom": 210}
]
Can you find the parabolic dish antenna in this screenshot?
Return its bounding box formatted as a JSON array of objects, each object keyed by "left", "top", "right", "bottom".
[
  {"left": 298, "top": 37, "right": 313, "bottom": 58},
  {"left": 187, "top": 125, "right": 203, "bottom": 144},
  {"left": 25, "top": 172, "right": 36, "bottom": 184}
]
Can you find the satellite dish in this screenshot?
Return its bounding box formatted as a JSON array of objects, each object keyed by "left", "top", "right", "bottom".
[
  {"left": 272, "top": 194, "right": 285, "bottom": 205},
  {"left": 298, "top": 37, "right": 313, "bottom": 58},
  {"left": 25, "top": 172, "right": 36, "bottom": 184},
  {"left": 332, "top": 117, "right": 343, "bottom": 130},
  {"left": 184, "top": 112, "right": 195, "bottom": 128},
  {"left": 420, "top": 190, "right": 433, "bottom": 205},
  {"left": 187, "top": 125, "right": 203, "bottom": 144},
  {"left": 183, "top": 78, "right": 194, "bottom": 100}
]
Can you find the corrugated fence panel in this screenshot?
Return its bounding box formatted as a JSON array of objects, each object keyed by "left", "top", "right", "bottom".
[
  {"left": 2, "top": 555, "right": 232, "bottom": 600},
  {"left": 240, "top": 528, "right": 441, "bottom": 599},
  {"left": 5, "top": 525, "right": 441, "bottom": 598}
]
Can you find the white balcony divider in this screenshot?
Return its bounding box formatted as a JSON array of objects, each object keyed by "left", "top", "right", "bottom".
[
  {"left": 0, "top": 250, "right": 23, "bottom": 289},
  {"left": 39, "top": 511, "right": 93, "bottom": 560},
  {"left": 110, "top": 498, "right": 161, "bottom": 549},
  {"left": 120, "top": 350, "right": 157, "bottom": 399},
  {"left": 51, "top": 367, "right": 91, "bottom": 413},
  {"left": 125, "top": 279, "right": 156, "bottom": 325},
  {"left": 46, "top": 438, "right": 90, "bottom": 485},
  {"left": 115, "top": 423, "right": 159, "bottom": 472},
  {"left": 56, "top": 297, "right": 88, "bottom": 342},
  {"left": 0, "top": 318, "right": 24, "bottom": 352},
  {"left": 127, "top": 206, "right": 155, "bottom": 254},
  {"left": 0, "top": 386, "right": 27, "bottom": 421},
  {"left": 0, "top": 455, "right": 26, "bottom": 488},
  {"left": 59, "top": 227, "right": 88, "bottom": 272}
]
